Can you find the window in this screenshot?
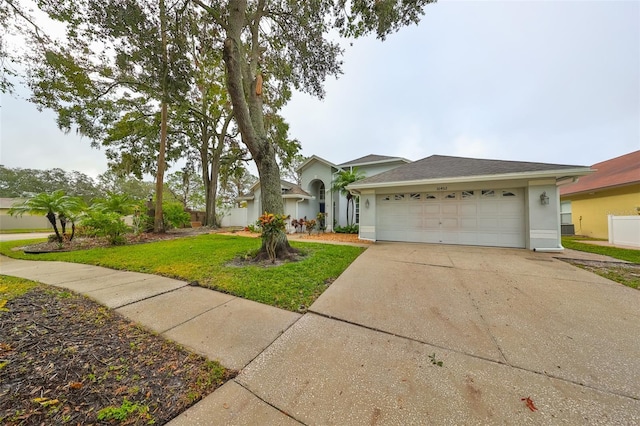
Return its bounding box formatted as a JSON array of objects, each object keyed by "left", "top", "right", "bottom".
[
  {"left": 560, "top": 201, "right": 572, "bottom": 225},
  {"left": 481, "top": 190, "right": 495, "bottom": 198},
  {"left": 444, "top": 192, "right": 456, "bottom": 199},
  {"left": 319, "top": 183, "right": 325, "bottom": 201},
  {"left": 394, "top": 194, "right": 405, "bottom": 201},
  {"left": 425, "top": 193, "right": 437, "bottom": 200},
  {"left": 382, "top": 195, "right": 391, "bottom": 201},
  {"left": 410, "top": 193, "right": 421, "bottom": 200},
  {"left": 502, "top": 190, "right": 516, "bottom": 197},
  {"left": 355, "top": 198, "right": 360, "bottom": 224},
  {"left": 461, "top": 190, "right": 474, "bottom": 199}
]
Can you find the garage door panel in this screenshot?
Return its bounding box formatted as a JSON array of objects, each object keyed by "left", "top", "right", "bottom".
[
  {"left": 460, "top": 204, "right": 477, "bottom": 216},
  {"left": 442, "top": 204, "right": 458, "bottom": 215},
  {"left": 424, "top": 205, "right": 440, "bottom": 215},
  {"left": 376, "top": 190, "right": 525, "bottom": 248},
  {"left": 460, "top": 218, "right": 477, "bottom": 230}
]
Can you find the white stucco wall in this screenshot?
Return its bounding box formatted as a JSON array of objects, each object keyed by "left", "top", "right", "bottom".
[{"left": 526, "top": 181, "right": 562, "bottom": 250}]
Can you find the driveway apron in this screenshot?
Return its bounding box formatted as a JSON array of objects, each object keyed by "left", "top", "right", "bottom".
[{"left": 232, "top": 242, "right": 640, "bottom": 424}]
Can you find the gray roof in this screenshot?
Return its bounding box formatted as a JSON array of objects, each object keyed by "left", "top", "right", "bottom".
[
  {"left": 239, "top": 180, "right": 310, "bottom": 200},
  {"left": 338, "top": 154, "right": 408, "bottom": 167},
  {"left": 353, "top": 155, "right": 589, "bottom": 185}
]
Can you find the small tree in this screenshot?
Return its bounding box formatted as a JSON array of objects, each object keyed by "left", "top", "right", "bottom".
[
  {"left": 9, "top": 190, "right": 83, "bottom": 243},
  {"left": 331, "top": 168, "right": 366, "bottom": 226}
]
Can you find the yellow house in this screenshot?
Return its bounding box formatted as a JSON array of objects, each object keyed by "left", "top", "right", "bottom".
[{"left": 560, "top": 150, "right": 640, "bottom": 239}]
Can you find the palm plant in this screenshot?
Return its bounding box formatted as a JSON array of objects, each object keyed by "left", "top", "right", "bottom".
[
  {"left": 90, "top": 193, "right": 138, "bottom": 215},
  {"left": 9, "top": 190, "right": 84, "bottom": 243},
  {"left": 331, "top": 168, "right": 365, "bottom": 226}
]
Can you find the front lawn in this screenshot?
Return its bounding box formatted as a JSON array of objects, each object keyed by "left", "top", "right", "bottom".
[
  {"left": 562, "top": 237, "right": 640, "bottom": 263},
  {"left": 0, "top": 234, "right": 365, "bottom": 311}
]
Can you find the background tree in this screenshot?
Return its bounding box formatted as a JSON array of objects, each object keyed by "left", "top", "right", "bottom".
[
  {"left": 96, "top": 171, "right": 154, "bottom": 202},
  {"left": 166, "top": 167, "right": 206, "bottom": 210},
  {"left": 332, "top": 168, "right": 365, "bottom": 226},
  {"left": 280, "top": 154, "right": 308, "bottom": 186},
  {"left": 0, "top": 165, "right": 100, "bottom": 201},
  {"left": 193, "top": 0, "right": 432, "bottom": 258},
  {"left": 24, "top": 0, "right": 194, "bottom": 233}
]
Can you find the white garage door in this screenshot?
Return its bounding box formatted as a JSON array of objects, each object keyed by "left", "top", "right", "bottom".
[{"left": 376, "top": 189, "right": 525, "bottom": 248}]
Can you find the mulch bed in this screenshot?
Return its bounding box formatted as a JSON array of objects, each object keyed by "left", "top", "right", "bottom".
[{"left": 0, "top": 286, "right": 236, "bottom": 425}]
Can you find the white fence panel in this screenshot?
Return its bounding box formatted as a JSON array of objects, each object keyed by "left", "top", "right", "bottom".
[
  {"left": 221, "top": 208, "right": 248, "bottom": 228},
  {"left": 608, "top": 215, "right": 640, "bottom": 248}
]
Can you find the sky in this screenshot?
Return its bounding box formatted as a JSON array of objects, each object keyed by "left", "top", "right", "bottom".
[{"left": 1, "top": 0, "right": 638, "bottom": 180}]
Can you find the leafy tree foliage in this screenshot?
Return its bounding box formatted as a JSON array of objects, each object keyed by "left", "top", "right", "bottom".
[
  {"left": 166, "top": 167, "right": 206, "bottom": 210},
  {"left": 0, "top": 165, "right": 101, "bottom": 201},
  {"left": 280, "top": 154, "right": 308, "bottom": 186},
  {"left": 192, "top": 0, "right": 432, "bottom": 257}
]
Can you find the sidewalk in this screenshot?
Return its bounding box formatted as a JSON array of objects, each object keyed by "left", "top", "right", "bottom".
[{"left": 0, "top": 256, "right": 300, "bottom": 371}]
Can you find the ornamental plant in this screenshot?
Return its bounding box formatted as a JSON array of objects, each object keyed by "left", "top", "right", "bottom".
[{"left": 258, "top": 212, "right": 289, "bottom": 262}]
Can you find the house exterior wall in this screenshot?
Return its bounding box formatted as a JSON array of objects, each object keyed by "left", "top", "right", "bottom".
[
  {"left": 561, "top": 184, "right": 640, "bottom": 239},
  {"left": 300, "top": 162, "right": 335, "bottom": 230},
  {"left": 0, "top": 214, "right": 52, "bottom": 230},
  {"left": 526, "top": 180, "right": 561, "bottom": 250}
]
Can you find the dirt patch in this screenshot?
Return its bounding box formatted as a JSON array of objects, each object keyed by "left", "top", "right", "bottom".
[
  {"left": 0, "top": 286, "right": 236, "bottom": 425},
  {"left": 559, "top": 258, "right": 640, "bottom": 289}
]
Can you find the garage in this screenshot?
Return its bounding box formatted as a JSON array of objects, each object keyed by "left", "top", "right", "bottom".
[
  {"left": 351, "top": 155, "right": 592, "bottom": 250},
  {"left": 376, "top": 188, "right": 526, "bottom": 248}
]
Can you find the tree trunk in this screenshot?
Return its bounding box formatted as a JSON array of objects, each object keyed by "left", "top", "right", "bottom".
[
  {"left": 154, "top": 0, "right": 169, "bottom": 233},
  {"left": 223, "top": 0, "right": 295, "bottom": 259},
  {"left": 154, "top": 101, "right": 168, "bottom": 233},
  {"left": 47, "top": 211, "right": 62, "bottom": 243}
]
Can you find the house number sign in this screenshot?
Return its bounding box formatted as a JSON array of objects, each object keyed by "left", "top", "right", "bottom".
[{"left": 436, "top": 186, "right": 448, "bottom": 191}]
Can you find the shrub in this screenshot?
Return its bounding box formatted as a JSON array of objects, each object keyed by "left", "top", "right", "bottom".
[
  {"left": 81, "top": 211, "right": 130, "bottom": 245},
  {"left": 163, "top": 202, "right": 191, "bottom": 229},
  {"left": 334, "top": 224, "right": 359, "bottom": 234}
]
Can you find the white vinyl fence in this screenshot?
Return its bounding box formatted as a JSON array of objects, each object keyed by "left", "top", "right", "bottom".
[
  {"left": 220, "top": 208, "right": 248, "bottom": 228},
  {"left": 608, "top": 215, "right": 640, "bottom": 248}
]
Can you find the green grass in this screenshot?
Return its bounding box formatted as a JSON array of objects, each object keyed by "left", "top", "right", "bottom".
[
  {"left": 0, "top": 275, "right": 39, "bottom": 303},
  {"left": 562, "top": 236, "right": 640, "bottom": 263},
  {"left": 0, "top": 229, "right": 52, "bottom": 234},
  {"left": 0, "top": 234, "right": 365, "bottom": 311}
]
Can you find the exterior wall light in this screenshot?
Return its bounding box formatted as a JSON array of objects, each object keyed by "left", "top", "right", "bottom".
[
  {"left": 540, "top": 191, "right": 549, "bottom": 205},
  {"left": 365, "top": 198, "right": 370, "bottom": 209}
]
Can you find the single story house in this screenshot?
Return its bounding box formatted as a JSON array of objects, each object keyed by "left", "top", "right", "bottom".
[
  {"left": 559, "top": 150, "right": 640, "bottom": 239},
  {"left": 242, "top": 154, "right": 592, "bottom": 250},
  {"left": 347, "top": 155, "right": 591, "bottom": 250},
  {"left": 241, "top": 154, "right": 410, "bottom": 231}
]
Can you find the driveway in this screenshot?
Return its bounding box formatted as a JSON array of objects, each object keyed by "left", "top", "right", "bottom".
[{"left": 183, "top": 242, "right": 640, "bottom": 424}]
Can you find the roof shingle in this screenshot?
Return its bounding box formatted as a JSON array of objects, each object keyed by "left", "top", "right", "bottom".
[
  {"left": 560, "top": 150, "right": 640, "bottom": 195},
  {"left": 338, "top": 154, "right": 408, "bottom": 167},
  {"left": 352, "top": 155, "right": 588, "bottom": 185}
]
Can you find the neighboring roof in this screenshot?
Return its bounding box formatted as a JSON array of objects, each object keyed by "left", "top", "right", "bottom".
[
  {"left": 297, "top": 155, "right": 337, "bottom": 173},
  {"left": 349, "top": 155, "right": 592, "bottom": 189},
  {"left": 338, "top": 154, "right": 411, "bottom": 168},
  {"left": 560, "top": 150, "right": 640, "bottom": 196},
  {"left": 238, "top": 180, "right": 311, "bottom": 201}
]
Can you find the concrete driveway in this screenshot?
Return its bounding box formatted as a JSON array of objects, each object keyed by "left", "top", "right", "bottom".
[{"left": 186, "top": 242, "right": 640, "bottom": 424}]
